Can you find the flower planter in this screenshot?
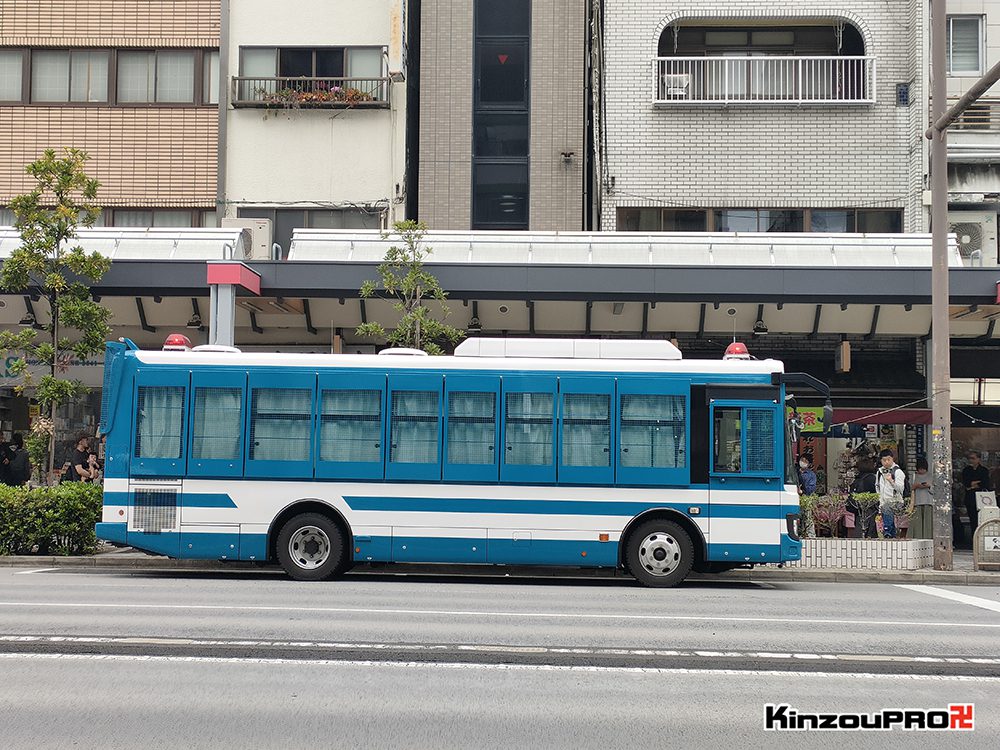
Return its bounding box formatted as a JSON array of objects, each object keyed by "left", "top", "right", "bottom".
[{"left": 788, "top": 538, "right": 934, "bottom": 570}]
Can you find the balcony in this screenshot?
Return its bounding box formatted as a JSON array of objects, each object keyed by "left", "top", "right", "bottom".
[
  {"left": 231, "top": 76, "right": 390, "bottom": 109},
  {"left": 653, "top": 56, "right": 876, "bottom": 106}
]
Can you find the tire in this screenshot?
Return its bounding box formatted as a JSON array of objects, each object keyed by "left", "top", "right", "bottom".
[
  {"left": 275, "top": 512, "right": 347, "bottom": 582},
  {"left": 625, "top": 518, "right": 694, "bottom": 588}
]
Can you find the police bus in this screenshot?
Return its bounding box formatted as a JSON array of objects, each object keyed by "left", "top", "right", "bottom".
[{"left": 95, "top": 335, "right": 826, "bottom": 587}]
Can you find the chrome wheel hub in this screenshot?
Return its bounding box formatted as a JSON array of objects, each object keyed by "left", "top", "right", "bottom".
[
  {"left": 637, "top": 532, "right": 681, "bottom": 577},
  {"left": 288, "top": 526, "right": 331, "bottom": 570}
]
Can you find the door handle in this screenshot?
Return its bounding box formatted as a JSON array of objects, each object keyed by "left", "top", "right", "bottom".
[{"left": 622, "top": 447, "right": 629, "bottom": 453}]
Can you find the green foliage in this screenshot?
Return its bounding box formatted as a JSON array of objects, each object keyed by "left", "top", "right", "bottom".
[
  {"left": 356, "top": 220, "right": 465, "bottom": 355},
  {"left": 0, "top": 483, "right": 103, "bottom": 556},
  {"left": 0, "top": 148, "right": 111, "bottom": 406}
]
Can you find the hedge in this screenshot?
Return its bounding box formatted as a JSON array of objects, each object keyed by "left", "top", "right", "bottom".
[{"left": 0, "top": 483, "right": 103, "bottom": 556}]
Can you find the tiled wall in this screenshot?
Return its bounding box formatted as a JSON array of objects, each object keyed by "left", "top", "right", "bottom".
[{"left": 789, "top": 538, "right": 935, "bottom": 570}]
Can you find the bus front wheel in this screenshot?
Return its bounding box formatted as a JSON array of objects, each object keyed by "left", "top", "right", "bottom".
[
  {"left": 626, "top": 519, "right": 694, "bottom": 588},
  {"left": 276, "top": 513, "right": 347, "bottom": 581}
]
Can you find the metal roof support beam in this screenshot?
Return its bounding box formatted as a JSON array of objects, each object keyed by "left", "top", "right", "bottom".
[
  {"left": 585, "top": 301, "right": 593, "bottom": 335},
  {"left": 190, "top": 298, "right": 205, "bottom": 331},
  {"left": 359, "top": 299, "right": 368, "bottom": 325},
  {"left": 641, "top": 302, "right": 649, "bottom": 338},
  {"left": 249, "top": 312, "right": 262, "bottom": 334},
  {"left": 135, "top": 297, "right": 155, "bottom": 333},
  {"left": 697, "top": 303, "right": 706, "bottom": 339},
  {"left": 809, "top": 305, "right": 822, "bottom": 338},
  {"left": 865, "top": 305, "right": 881, "bottom": 340},
  {"left": 527, "top": 300, "right": 535, "bottom": 335},
  {"left": 978, "top": 320, "right": 997, "bottom": 340},
  {"left": 303, "top": 299, "right": 317, "bottom": 335}
]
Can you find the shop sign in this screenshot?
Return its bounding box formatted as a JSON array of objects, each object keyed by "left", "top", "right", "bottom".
[
  {"left": 0, "top": 354, "right": 104, "bottom": 389},
  {"left": 786, "top": 406, "right": 826, "bottom": 433}
]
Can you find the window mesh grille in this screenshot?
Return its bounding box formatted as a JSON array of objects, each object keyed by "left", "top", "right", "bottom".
[
  {"left": 132, "top": 489, "right": 177, "bottom": 533},
  {"left": 135, "top": 386, "right": 185, "bottom": 459},
  {"left": 99, "top": 348, "right": 123, "bottom": 434},
  {"left": 390, "top": 391, "right": 439, "bottom": 464},
  {"left": 505, "top": 392, "right": 553, "bottom": 466},
  {"left": 192, "top": 387, "right": 242, "bottom": 460},
  {"left": 561, "top": 393, "right": 610, "bottom": 467},
  {"left": 249, "top": 388, "right": 312, "bottom": 462},
  {"left": 448, "top": 391, "right": 496, "bottom": 465},
  {"left": 746, "top": 408, "right": 775, "bottom": 472},
  {"left": 320, "top": 389, "right": 382, "bottom": 463},
  {"left": 620, "top": 394, "right": 686, "bottom": 469}
]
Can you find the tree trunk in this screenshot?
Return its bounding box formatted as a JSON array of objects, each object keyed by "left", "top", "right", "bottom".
[{"left": 48, "top": 290, "right": 58, "bottom": 481}]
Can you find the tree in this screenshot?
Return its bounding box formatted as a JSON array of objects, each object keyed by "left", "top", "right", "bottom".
[
  {"left": 0, "top": 148, "right": 111, "bottom": 478},
  {"left": 357, "top": 220, "right": 464, "bottom": 355}
]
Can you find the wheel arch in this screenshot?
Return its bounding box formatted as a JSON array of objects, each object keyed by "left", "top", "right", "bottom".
[
  {"left": 619, "top": 508, "right": 707, "bottom": 569},
  {"left": 267, "top": 499, "right": 353, "bottom": 563}
]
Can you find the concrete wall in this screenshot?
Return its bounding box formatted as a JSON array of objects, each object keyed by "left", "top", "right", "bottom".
[
  {"left": 600, "top": 1, "right": 928, "bottom": 231},
  {"left": 224, "top": 0, "right": 406, "bottom": 222}
]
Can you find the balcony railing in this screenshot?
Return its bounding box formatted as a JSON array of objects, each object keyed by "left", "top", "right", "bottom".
[
  {"left": 653, "top": 56, "right": 876, "bottom": 105},
  {"left": 231, "top": 76, "right": 390, "bottom": 109}
]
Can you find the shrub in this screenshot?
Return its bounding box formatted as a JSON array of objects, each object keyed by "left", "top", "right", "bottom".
[
  {"left": 848, "top": 492, "right": 880, "bottom": 538},
  {"left": 0, "top": 483, "right": 102, "bottom": 555},
  {"left": 799, "top": 494, "right": 819, "bottom": 538},
  {"left": 811, "top": 495, "right": 847, "bottom": 537}
]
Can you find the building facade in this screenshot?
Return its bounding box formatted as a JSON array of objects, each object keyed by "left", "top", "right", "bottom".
[
  {"left": 416, "top": 0, "right": 586, "bottom": 231},
  {"left": 0, "top": 0, "right": 220, "bottom": 228},
  {"left": 597, "top": 1, "right": 929, "bottom": 234},
  {"left": 222, "top": 0, "right": 407, "bottom": 253}
]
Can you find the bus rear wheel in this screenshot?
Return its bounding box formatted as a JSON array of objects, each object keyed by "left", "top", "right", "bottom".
[
  {"left": 626, "top": 519, "right": 694, "bottom": 588},
  {"left": 276, "top": 513, "right": 347, "bottom": 581}
]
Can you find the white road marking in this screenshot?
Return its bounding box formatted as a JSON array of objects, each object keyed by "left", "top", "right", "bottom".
[
  {"left": 0, "top": 634, "right": 995, "bottom": 665},
  {"left": 897, "top": 584, "right": 1000, "bottom": 614},
  {"left": 0, "top": 599, "right": 997, "bottom": 629},
  {"left": 0, "top": 651, "right": 997, "bottom": 681},
  {"left": 13, "top": 569, "right": 58, "bottom": 575}
]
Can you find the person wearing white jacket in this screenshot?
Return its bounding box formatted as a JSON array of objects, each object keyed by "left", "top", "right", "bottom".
[{"left": 875, "top": 448, "right": 906, "bottom": 539}]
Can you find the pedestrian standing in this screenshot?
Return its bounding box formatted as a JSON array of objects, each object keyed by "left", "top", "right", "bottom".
[
  {"left": 961, "top": 450, "right": 991, "bottom": 534},
  {"left": 6, "top": 433, "right": 31, "bottom": 486},
  {"left": 850, "top": 458, "right": 878, "bottom": 538},
  {"left": 909, "top": 456, "right": 933, "bottom": 540},
  {"left": 797, "top": 453, "right": 817, "bottom": 496},
  {"left": 875, "top": 448, "right": 906, "bottom": 539}
]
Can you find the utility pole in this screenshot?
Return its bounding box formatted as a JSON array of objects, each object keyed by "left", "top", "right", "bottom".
[{"left": 926, "top": 3, "right": 1000, "bottom": 570}]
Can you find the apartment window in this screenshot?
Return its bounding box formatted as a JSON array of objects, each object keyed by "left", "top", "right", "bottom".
[
  {"left": 856, "top": 209, "right": 903, "bottom": 233},
  {"left": 618, "top": 207, "right": 903, "bottom": 234},
  {"left": 0, "top": 207, "right": 15, "bottom": 226},
  {"left": 473, "top": 163, "right": 529, "bottom": 227},
  {"left": 118, "top": 50, "right": 196, "bottom": 103},
  {"left": 617, "top": 208, "right": 708, "bottom": 231},
  {"left": 810, "top": 210, "right": 856, "bottom": 233},
  {"left": 0, "top": 50, "right": 24, "bottom": 101},
  {"left": 31, "top": 50, "right": 109, "bottom": 103},
  {"left": 241, "top": 47, "right": 383, "bottom": 79},
  {"left": 715, "top": 209, "right": 804, "bottom": 233},
  {"left": 948, "top": 16, "right": 984, "bottom": 75},
  {"left": 204, "top": 50, "right": 219, "bottom": 104}
]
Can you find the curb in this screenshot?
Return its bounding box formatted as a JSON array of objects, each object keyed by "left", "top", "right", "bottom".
[{"left": 0, "top": 555, "right": 998, "bottom": 585}]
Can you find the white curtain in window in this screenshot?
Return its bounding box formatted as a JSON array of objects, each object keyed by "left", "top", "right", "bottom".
[
  {"left": 347, "top": 48, "right": 382, "bottom": 79},
  {"left": 114, "top": 210, "right": 152, "bottom": 227},
  {"left": 390, "top": 391, "right": 439, "bottom": 464},
  {"left": 31, "top": 50, "right": 69, "bottom": 102},
  {"left": 118, "top": 52, "right": 154, "bottom": 103},
  {"left": 152, "top": 210, "right": 192, "bottom": 227},
  {"left": 949, "top": 17, "right": 982, "bottom": 73},
  {"left": 0, "top": 50, "right": 22, "bottom": 101},
  {"left": 620, "top": 395, "right": 686, "bottom": 469},
  {"left": 447, "top": 392, "right": 495, "bottom": 465},
  {"left": 240, "top": 48, "right": 277, "bottom": 99},
  {"left": 204, "top": 50, "right": 220, "bottom": 104},
  {"left": 156, "top": 51, "right": 195, "bottom": 102},
  {"left": 192, "top": 388, "right": 242, "bottom": 460},
  {"left": 70, "top": 50, "right": 108, "bottom": 102},
  {"left": 0, "top": 208, "right": 14, "bottom": 226},
  {"left": 251, "top": 389, "right": 311, "bottom": 461},
  {"left": 136, "top": 386, "right": 184, "bottom": 459},
  {"left": 505, "top": 393, "right": 553, "bottom": 466},
  {"left": 320, "top": 390, "right": 381, "bottom": 463},
  {"left": 561, "top": 394, "right": 610, "bottom": 468}
]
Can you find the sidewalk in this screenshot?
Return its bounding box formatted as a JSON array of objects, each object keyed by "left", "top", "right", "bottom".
[{"left": 1, "top": 546, "right": 997, "bottom": 586}]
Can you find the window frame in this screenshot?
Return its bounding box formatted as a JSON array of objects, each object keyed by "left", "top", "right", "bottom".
[
  {"left": 386, "top": 373, "right": 444, "bottom": 482},
  {"left": 0, "top": 48, "right": 27, "bottom": 103},
  {"left": 131, "top": 368, "right": 188, "bottom": 478},
  {"left": 443, "top": 375, "right": 501, "bottom": 483},
  {"left": 315, "top": 371, "right": 387, "bottom": 480},
  {"left": 29, "top": 48, "right": 112, "bottom": 105},
  {"left": 244, "top": 372, "right": 316, "bottom": 479},
  {"left": 558, "top": 377, "right": 615, "bottom": 486},
  {"left": 616, "top": 378, "right": 690, "bottom": 487},
  {"left": 709, "top": 400, "right": 781, "bottom": 479},
  {"left": 501, "top": 375, "right": 558, "bottom": 484},
  {"left": 947, "top": 15, "right": 985, "bottom": 76},
  {"left": 186, "top": 370, "right": 246, "bottom": 478}
]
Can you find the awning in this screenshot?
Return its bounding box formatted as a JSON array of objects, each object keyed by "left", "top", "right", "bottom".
[{"left": 833, "top": 408, "right": 932, "bottom": 425}]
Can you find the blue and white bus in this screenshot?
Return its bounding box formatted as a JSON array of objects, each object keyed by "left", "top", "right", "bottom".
[{"left": 95, "top": 336, "right": 826, "bottom": 587}]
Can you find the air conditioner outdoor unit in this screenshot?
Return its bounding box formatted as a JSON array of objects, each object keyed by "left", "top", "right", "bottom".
[
  {"left": 662, "top": 73, "right": 690, "bottom": 98},
  {"left": 221, "top": 218, "right": 273, "bottom": 260},
  {"left": 948, "top": 210, "right": 998, "bottom": 266}
]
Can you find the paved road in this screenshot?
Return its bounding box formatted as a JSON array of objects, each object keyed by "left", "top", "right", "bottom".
[{"left": 1, "top": 567, "right": 998, "bottom": 748}]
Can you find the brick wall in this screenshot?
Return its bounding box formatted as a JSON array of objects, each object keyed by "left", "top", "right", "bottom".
[{"left": 599, "top": 1, "right": 927, "bottom": 231}]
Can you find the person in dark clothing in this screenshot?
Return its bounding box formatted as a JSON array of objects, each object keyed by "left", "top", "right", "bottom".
[
  {"left": 7, "top": 433, "right": 31, "bottom": 486},
  {"left": 0, "top": 439, "right": 11, "bottom": 486},
  {"left": 68, "top": 436, "right": 93, "bottom": 482},
  {"left": 850, "top": 459, "right": 878, "bottom": 538},
  {"left": 962, "top": 451, "right": 992, "bottom": 534}
]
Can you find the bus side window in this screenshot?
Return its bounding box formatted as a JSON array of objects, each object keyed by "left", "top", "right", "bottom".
[
  {"left": 192, "top": 387, "right": 242, "bottom": 461},
  {"left": 744, "top": 408, "right": 776, "bottom": 473},
  {"left": 390, "top": 390, "right": 440, "bottom": 465},
  {"left": 136, "top": 385, "right": 185, "bottom": 459},
  {"left": 713, "top": 407, "right": 742, "bottom": 473},
  {"left": 249, "top": 388, "right": 313, "bottom": 462},
  {"left": 619, "top": 393, "right": 686, "bottom": 470},
  {"left": 320, "top": 389, "right": 383, "bottom": 464},
  {"left": 505, "top": 392, "right": 554, "bottom": 466}
]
